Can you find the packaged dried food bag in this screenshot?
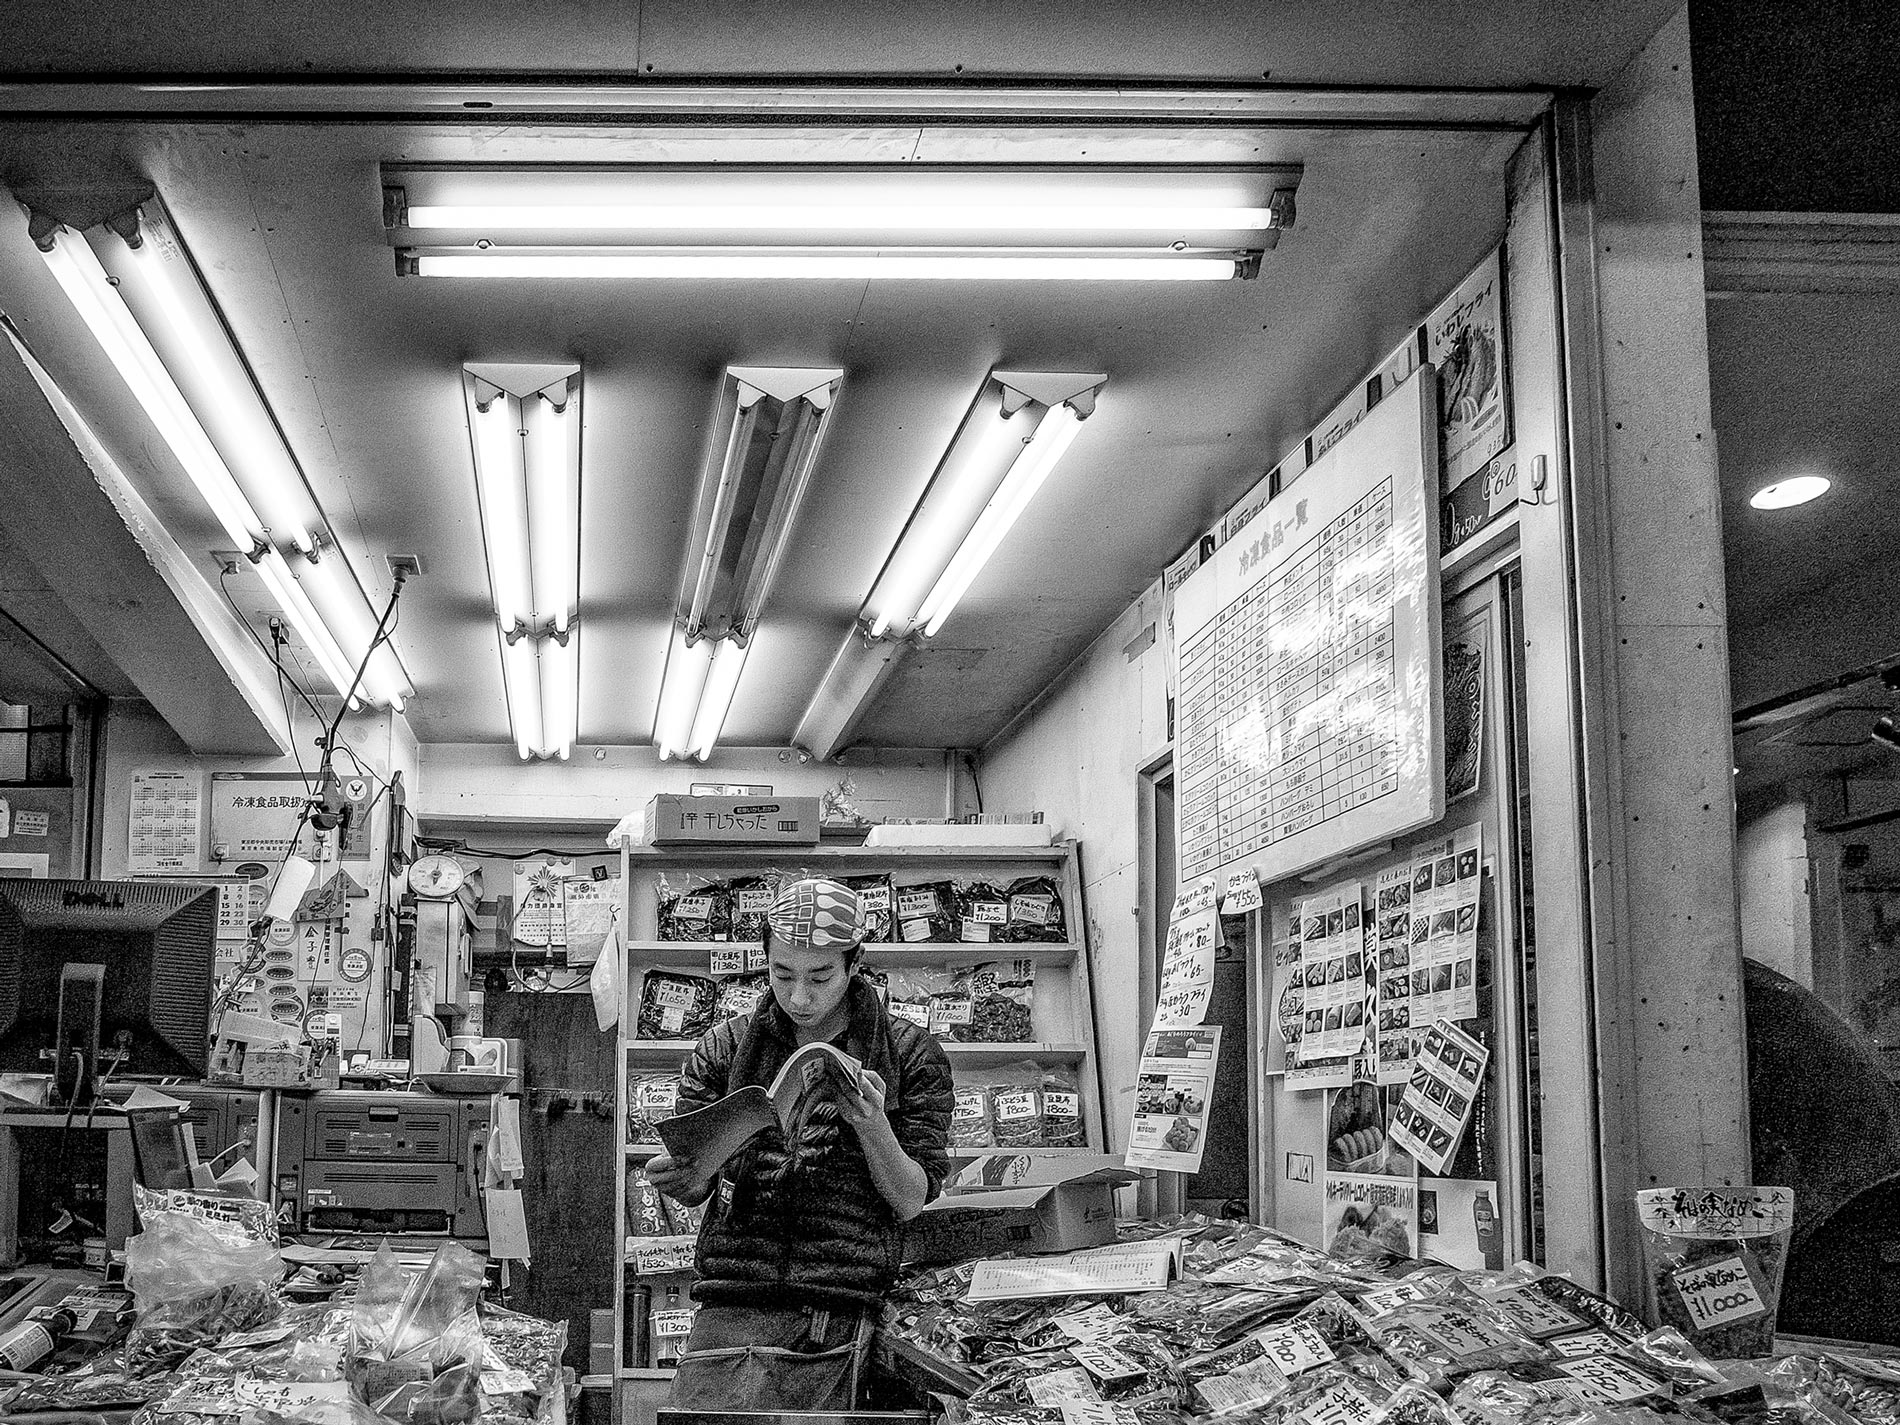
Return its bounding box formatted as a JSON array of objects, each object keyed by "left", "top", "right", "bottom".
[
  {"left": 895, "top": 880, "right": 959, "bottom": 943},
  {"left": 840, "top": 873, "right": 897, "bottom": 943},
  {"left": 951, "top": 959, "right": 1036, "bottom": 1042},
  {"left": 626, "top": 1075, "right": 681, "bottom": 1146},
  {"left": 1039, "top": 1067, "right": 1084, "bottom": 1147},
  {"left": 983, "top": 1061, "right": 1048, "bottom": 1148},
  {"left": 1635, "top": 1187, "right": 1794, "bottom": 1359},
  {"left": 634, "top": 968, "right": 718, "bottom": 1040},
  {"left": 885, "top": 966, "right": 954, "bottom": 1031},
  {"left": 711, "top": 972, "right": 768, "bottom": 1025},
  {"left": 121, "top": 1204, "right": 285, "bottom": 1374},
  {"left": 955, "top": 882, "right": 1013, "bottom": 944},
  {"left": 728, "top": 873, "right": 780, "bottom": 944},
  {"left": 950, "top": 1083, "right": 994, "bottom": 1149},
  {"left": 1359, "top": 1294, "right": 1544, "bottom": 1387},
  {"left": 1004, "top": 876, "right": 1067, "bottom": 943},
  {"left": 657, "top": 875, "right": 733, "bottom": 942}
]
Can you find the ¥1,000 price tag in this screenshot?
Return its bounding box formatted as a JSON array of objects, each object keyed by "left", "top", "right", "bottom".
[{"left": 1671, "top": 1256, "right": 1766, "bottom": 1330}]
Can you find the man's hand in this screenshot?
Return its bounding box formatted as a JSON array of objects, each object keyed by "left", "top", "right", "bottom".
[
  {"left": 645, "top": 1152, "right": 714, "bottom": 1206},
  {"left": 833, "top": 1068, "right": 888, "bottom": 1132}
]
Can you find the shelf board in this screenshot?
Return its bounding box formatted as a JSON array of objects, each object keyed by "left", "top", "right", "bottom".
[
  {"left": 628, "top": 940, "right": 1077, "bottom": 963},
  {"left": 624, "top": 1143, "right": 661, "bottom": 1157},
  {"left": 623, "top": 843, "right": 1069, "bottom": 864},
  {"left": 617, "top": 1367, "right": 676, "bottom": 1381},
  {"left": 941, "top": 1041, "right": 1085, "bottom": 1063},
  {"left": 625, "top": 1039, "right": 696, "bottom": 1055}
]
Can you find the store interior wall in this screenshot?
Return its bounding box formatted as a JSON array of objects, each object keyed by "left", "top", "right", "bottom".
[
  {"left": 1735, "top": 800, "right": 1811, "bottom": 987},
  {"left": 978, "top": 581, "right": 1170, "bottom": 1151}
]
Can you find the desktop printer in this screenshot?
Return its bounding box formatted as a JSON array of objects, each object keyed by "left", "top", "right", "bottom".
[{"left": 273, "top": 1089, "right": 489, "bottom": 1240}]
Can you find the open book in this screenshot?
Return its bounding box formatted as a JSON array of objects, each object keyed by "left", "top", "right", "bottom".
[{"left": 656, "top": 1041, "right": 863, "bottom": 1174}]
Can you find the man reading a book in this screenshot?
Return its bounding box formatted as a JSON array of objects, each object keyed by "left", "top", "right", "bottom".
[{"left": 648, "top": 876, "right": 954, "bottom": 1411}]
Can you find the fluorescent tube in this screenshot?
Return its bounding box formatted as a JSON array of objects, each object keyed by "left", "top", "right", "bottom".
[
  {"left": 523, "top": 388, "right": 581, "bottom": 632},
  {"left": 539, "top": 633, "right": 578, "bottom": 760},
  {"left": 865, "top": 391, "right": 1029, "bottom": 639},
  {"left": 464, "top": 382, "right": 534, "bottom": 628},
  {"left": 793, "top": 626, "right": 910, "bottom": 763},
  {"left": 255, "top": 548, "right": 362, "bottom": 703},
  {"left": 406, "top": 203, "right": 1279, "bottom": 232},
  {"left": 917, "top": 404, "right": 1084, "bottom": 636},
  {"left": 412, "top": 252, "right": 1237, "bottom": 281},
  {"left": 653, "top": 631, "right": 714, "bottom": 762},
  {"left": 38, "top": 230, "right": 266, "bottom": 551},
  {"left": 499, "top": 631, "right": 545, "bottom": 761},
  {"left": 688, "top": 638, "right": 749, "bottom": 761}
]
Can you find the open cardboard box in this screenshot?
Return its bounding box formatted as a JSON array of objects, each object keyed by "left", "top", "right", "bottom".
[{"left": 904, "top": 1151, "right": 1147, "bottom": 1266}]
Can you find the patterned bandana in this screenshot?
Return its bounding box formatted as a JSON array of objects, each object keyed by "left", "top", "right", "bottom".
[{"left": 766, "top": 877, "right": 865, "bottom": 949}]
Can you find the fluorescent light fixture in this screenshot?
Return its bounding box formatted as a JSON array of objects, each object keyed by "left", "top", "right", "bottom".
[
  {"left": 1749, "top": 475, "right": 1830, "bottom": 509},
  {"left": 461, "top": 364, "right": 584, "bottom": 760},
  {"left": 652, "top": 366, "right": 842, "bottom": 761},
  {"left": 384, "top": 165, "right": 1297, "bottom": 280},
  {"left": 408, "top": 251, "right": 1240, "bottom": 281},
  {"left": 32, "top": 204, "right": 412, "bottom": 708},
  {"left": 864, "top": 371, "right": 1104, "bottom": 641},
  {"left": 793, "top": 625, "right": 912, "bottom": 763}
]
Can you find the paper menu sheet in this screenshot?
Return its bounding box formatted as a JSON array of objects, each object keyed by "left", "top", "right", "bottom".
[
  {"left": 1125, "top": 1026, "right": 1221, "bottom": 1172},
  {"left": 1156, "top": 881, "right": 1219, "bottom": 1028},
  {"left": 1297, "top": 880, "right": 1366, "bottom": 1062},
  {"left": 1389, "top": 1019, "right": 1489, "bottom": 1173},
  {"left": 1406, "top": 825, "right": 1482, "bottom": 1026},
  {"left": 966, "top": 1239, "right": 1180, "bottom": 1301}
]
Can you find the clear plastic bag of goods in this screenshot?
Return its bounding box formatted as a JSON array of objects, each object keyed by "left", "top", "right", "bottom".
[
  {"left": 950, "top": 959, "right": 1035, "bottom": 1043},
  {"left": 1635, "top": 1187, "right": 1794, "bottom": 1359},
  {"left": 121, "top": 1205, "right": 285, "bottom": 1375}
]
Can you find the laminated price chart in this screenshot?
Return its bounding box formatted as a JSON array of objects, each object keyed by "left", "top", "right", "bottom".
[{"left": 1175, "top": 371, "right": 1445, "bottom": 887}]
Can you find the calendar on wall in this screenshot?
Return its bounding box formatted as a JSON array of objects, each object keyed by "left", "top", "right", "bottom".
[{"left": 1175, "top": 369, "right": 1444, "bottom": 887}]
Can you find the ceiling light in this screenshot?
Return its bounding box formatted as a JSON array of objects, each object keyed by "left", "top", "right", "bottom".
[
  {"left": 653, "top": 366, "right": 842, "bottom": 761},
  {"left": 864, "top": 371, "right": 1104, "bottom": 641},
  {"left": 1749, "top": 475, "right": 1830, "bottom": 509},
  {"left": 461, "top": 364, "right": 584, "bottom": 760},
  {"left": 405, "top": 251, "right": 1242, "bottom": 281},
  {"left": 793, "top": 625, "right": 912, "bottom": 763},
  {"left": 384, "top": 165, "right": 1298, "bottom": 280},
  {"left": 30, "top": 204, "right": 411, "bottom": 709},
  {"left": 1874, "top": 716, "right": 1900, "bottom": 753}
]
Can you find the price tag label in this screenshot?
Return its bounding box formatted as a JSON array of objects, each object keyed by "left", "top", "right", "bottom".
[
  {"left": 896, "top": 890, "right": 939, "bottom": 919},
  {"left": 735, "top": 888, "right": 773, "bottom": 914},
  {"left": 481, "top": 1369, "right": 538, "bottom": 1396},
  {"left": 651, "top": 1308, "right": 695, "bottom": 1339},
  {"left": 674, "top": 895, "right": 714, "bottom": 922},
  {"left": 1027, "top": 1367, "right": 1100, "bottom": 1407},
  {"left": 1011, "top": 894, "right": 1055, "bottom": 926},
  {"left": 1059, "top": 1404, "right": 1140, "bottom": 1425},
  {"left": 993, "top": 1089, "right": 1041, "bottom": 1122},
  {"left": 1547, "top": 1329, "right": 1627, "bottom": 1359},
  {"left": 1299, "top": 1379, "right": 1378, "bottom": 1425},
  {"left": 1355, "top": 1278, "right": 1432, "bottom": 1317},
  {"left": 960, "top": 919, "right": 994, "bottom": 943},
  {"left": 1068, "top": 1342, "right": 1145, "bottom": 1382},
  {"left": 745, "top": 942, "right": 768, "bottom": 972},
  {"left": 1671, "top": 1256, "right": 1766, "bottom": 1330},
  {"left": 1552, "top": 1356, "right": 1667, "bottom": 1404},
  {"left": 1252, "top": 1321, "right": 1334, "bottom": 1375},
  {"left": 1053, "top": 1305, "right": 1122, "bottom": 1342},
  {"left": 890, "top": 1000, "right": 929, "bottom": 1027},
  {"left": 709, "top": 945, "right": 746, "bottom": 975},
  {"left": 1494, "top": 1286, "right": 1587, "bottom": 1338},
  {"left": 632, "top": 1235, "right": 697, "bottom": 1274},
  {"left": 970, "top": 900, "right": 1009, "bottom": 925}
]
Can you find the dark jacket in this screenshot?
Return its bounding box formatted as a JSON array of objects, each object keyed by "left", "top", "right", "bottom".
[{"left": 676, "top": 974, "right": 954, "bottom": 1310}]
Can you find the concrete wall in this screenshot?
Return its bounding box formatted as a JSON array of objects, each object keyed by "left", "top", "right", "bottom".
[
  {"left": 1736, "top": 799, "right": 1811, "bottom": 986},
  {"left": 976, "top": 582, "right": 1169, "bottom": 1151}
]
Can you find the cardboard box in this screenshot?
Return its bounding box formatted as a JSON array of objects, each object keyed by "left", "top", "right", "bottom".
[
  {"left": 644, "top": 795, "right": 821, "bottom": 846},
  {"left": 903, "top": 1153, "right": 1144, "bottom": 1266}
]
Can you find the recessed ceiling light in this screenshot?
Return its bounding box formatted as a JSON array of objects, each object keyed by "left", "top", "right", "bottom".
[{"left": 1749, "top": 475, "right": 1830, "bottom": 509}]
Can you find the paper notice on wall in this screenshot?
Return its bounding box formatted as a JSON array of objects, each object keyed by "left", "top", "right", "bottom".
[
  {"left": 1221, "top": 868, "right": 1263, "bottom": 915},
  {"left": 1373, "top": 865, "right": 1418, "bottom": 1085},
  {"left": 1296, "top": 880, "right": 1366, "bottom": 1062},
  {"left": 485, "top": 1188, "right": 531, "bottom": 1262},
  {"left": 1274, "top": 899, "right": 1354, "bottom": 1092},
  {"left": 1406, "top": 825, "right": 1482, "bottom": 1026},
  {"left": 1323, "top": 1171, "right": 1419, "bottom": 1259},
  {"left": 562, "top": 876, "right": 615, "bottom": 966},
  {"left": 513, "top": 860, "right": 572, "bottom": 948},
  {"left": 128, "top": 770, "right": 203, "bottom": 873},
  {"left": 1389, "top": 1019, "right": 1489, "bottom": 1173},
  {"left": 1155, "top": 879, "right": 1219, "bottom": 1027},
  {"left": 1126, "top": 1025, "right": 1221, "bottom": 1172}
]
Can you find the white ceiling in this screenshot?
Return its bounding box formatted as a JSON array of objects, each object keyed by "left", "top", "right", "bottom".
[{"left": 0, "top": 114, "right": 1520, "bottom": 751}]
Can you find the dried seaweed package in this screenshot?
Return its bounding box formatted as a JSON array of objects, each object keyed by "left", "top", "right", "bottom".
[
  {"left": 712, "top": 973, "right": 769, "bottom": 1025},
  {"left": 955, "top": 881, "right": 1012, "bottom": 944},
  {"left": 950, "top": 1083, "right": 995, "bottom": 1149},
  {"left": 624, "top": 1164, "right": 672, "bottom": 1238},
  {"left": 1040, "top": 1067, "right": 1085, "bottom": 1147},
  {"left": 886, "top": 966, "right": 953, "bottom": 1032},
  {"left": 634, "top": 968, "right": 717, "bottom": 1040},
  {"left": 657, "top": 875, "right": 734, "bottom": 942},
  {"left": 895, "top": 880, "right": 959, "bottom": 943},
  {"left": 729, "top": 873, "right": 781, "bottom": 943},
  {"left": 841, "top": 873, "right": 897, "bottom": 943},
  {"left": 1005, "top": 876, "right": 1067, "bottom": 943},
  {"left": 952, "top": 959, "right": 1036, "bottom": 1042}
]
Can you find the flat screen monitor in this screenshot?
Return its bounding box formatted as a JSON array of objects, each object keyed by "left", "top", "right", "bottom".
[{"left": 0, "top": 879, "right": 219, "bottom": 1086}]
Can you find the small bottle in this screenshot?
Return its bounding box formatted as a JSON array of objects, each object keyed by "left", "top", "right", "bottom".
[
  {"left": 624, "top": 1281, "right": 651, "bottom": 1369},
  {"left": 653, "top": 1284, "right": 682, "bottom": 1368},
  {"left": 0, "top": 1310, "right": 77, "bottom": 1372},
  {"left": 1473, "top": 1189, "right": 1502, "bottom": 1269}
]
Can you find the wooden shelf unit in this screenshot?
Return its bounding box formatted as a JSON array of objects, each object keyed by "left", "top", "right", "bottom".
[{"left": 611, "top": 838, "right": 1102, "bottom": 1423}]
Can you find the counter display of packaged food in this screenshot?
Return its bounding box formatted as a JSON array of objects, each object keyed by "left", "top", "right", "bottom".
[{"left": 876, "top": 1216, "right": 1900, "bottom": 1425}]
